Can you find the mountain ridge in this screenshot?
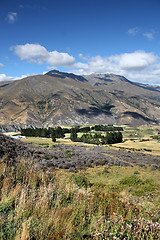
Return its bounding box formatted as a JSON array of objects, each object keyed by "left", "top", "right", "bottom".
[{"left": 0, "top": 70, "right": 160, "bottom": 131}]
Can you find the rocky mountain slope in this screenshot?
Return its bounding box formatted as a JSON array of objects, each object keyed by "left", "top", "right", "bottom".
[{"left": 0, "top": 70, "right": 160, "bottom": 130}]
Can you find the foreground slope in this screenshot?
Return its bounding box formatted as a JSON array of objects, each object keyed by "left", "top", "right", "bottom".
[
  {"left": 0, "top": 133, "right": 160, "bottom": 239},
  {"left": 0, "top": 70, "right": 160, "bottom": 130}
]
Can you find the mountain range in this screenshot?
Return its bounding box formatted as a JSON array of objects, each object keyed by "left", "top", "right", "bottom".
[{"left": 0, "top": 70, "right": 160, "bottom": 131}]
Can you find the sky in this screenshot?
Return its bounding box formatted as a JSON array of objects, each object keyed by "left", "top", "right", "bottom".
[{"left": 1, "top": 0, "right": 160, "bottom": 85}]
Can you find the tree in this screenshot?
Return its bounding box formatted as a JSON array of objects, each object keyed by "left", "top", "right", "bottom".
[
  {"left": 51, "top": 130, "right": 56, "bottom": 142},
  {"left": 70, "top": 128, "right": 77, "bottom": 142},
  {"left": 52, "top": 136, "right": 56, "bottom": 142},
  {"left": 55, "top": 126, "right": 64, "bottom": 138}
]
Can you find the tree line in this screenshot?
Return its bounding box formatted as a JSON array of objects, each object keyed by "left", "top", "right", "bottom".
[
  {"left": 21, "top": 125, "right": 123, "bottom": 144},
  {"left": 21, "top": 125, "right": 123, "bottom": 136},
  {"left": 91, "top": 125, "right": 123, "bottom": 131},
  {"left": 21, "top": 127, "right": 65, "bottom": 138},
  {"left": 70, "top": 128, "right": 123, "bottom": 145}
]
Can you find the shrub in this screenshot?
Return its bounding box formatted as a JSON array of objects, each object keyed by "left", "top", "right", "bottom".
[
  {"left": 70, "top": 174, "right": 92, "bottom": 188},
  {"left": 120, "top": 175, "right": 142, "bottom": 186}
]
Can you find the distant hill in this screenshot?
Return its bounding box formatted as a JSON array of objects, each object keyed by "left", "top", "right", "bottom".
[{"left": 0, "top": 70, "right": 160, "bottom": 131}]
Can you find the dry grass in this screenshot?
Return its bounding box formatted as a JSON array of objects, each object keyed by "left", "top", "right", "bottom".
[
  {"left": 107, "top": 125, "right": 160, "bottom": 155},
  {"left": 85, "top": 164, "right": 160, "bottom": 186},
  {"left": 0, "top": 158, "right": 160, "bottom": 239},
  {"left": 113, "top": 139, "right": 160, "bottom": 155},
  {"left": 3, "top": 132, "right": 21, "bottom": 136}
]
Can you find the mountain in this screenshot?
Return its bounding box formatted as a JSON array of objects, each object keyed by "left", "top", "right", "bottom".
[{"left": 0, "top": 70, "right": 160, "bottom": 131}]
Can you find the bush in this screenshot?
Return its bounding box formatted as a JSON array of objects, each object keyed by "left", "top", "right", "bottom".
[
  {"left": 70, "top": 174, "right": 92, "bottom": 188},
  {"left": 120, "top": 175, "right": 142, "bottom": 186}
]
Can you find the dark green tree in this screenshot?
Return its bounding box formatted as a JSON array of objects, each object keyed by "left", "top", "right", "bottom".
[
  {"left": 52, "top": 136, "right": 56, "bottom": 142},
  {"left": 55, "top": 126, "right": 64, "bottom": 138},
  {"left": 70, "top": 128, "right": 78, "bottom": 142},
  {"left": 51, "top": 129, "right": 56, "bottom": 142}
]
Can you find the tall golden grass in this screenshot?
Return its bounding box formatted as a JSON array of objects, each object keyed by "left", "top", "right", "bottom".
[{"left": 0, "top": 158, "right": 160, "bottom": 239}]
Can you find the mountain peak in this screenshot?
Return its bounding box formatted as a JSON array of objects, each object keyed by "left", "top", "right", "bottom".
[{"left": 45, "top": 70, "right": 87, "bottom": 82}]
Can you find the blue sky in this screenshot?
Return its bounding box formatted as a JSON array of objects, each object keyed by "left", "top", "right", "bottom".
[{"left": 1, "top": 0, "right": 160, "bottom": 84}]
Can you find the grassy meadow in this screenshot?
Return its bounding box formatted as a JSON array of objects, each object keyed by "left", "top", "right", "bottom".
[{"left": 1, "top": 125, "right": 160, "bottom": 239}]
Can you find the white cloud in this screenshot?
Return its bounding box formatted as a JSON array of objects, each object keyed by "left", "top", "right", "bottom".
[
  {"left": 9, "top": 43, "right": 160, "bottom": 85},
  {"left": 110, "top": 51, "right": 158, "bottom": 70},
  {"left": 70, "top": 51, "right": 160, "bottom": 85},
  {"left": 143, "top": 32, "right": 154, "bottom": 40},
  {"left": 73, "top": 62, "right": 89, "bottom": 69},
  {"left": 11, "top": 43, "right": 75, "bottom": 66},
  {"left": 73, "top": 51, "right": 158, "bottom": 73},
  {"left": 0, "top": 63, "right": 4, "bottom": 68},
  {"left": 0, "top": 74, "right": 19, "bottom": 82},
  {"left": 128, "top": 27, "right": 139, "bottom": 36},
  {"left": 0, "top": 74, "right": 30, "bottom": 82},
  {"left": 47, "top": 51, "right": 75, "bottom": 66},
  {"left": 7, "top": 12, "right": 17, "bottom": 23},
  {"left": 72, "top": 55, "right": 124, "bottom": 76},
  {"left": 124, "top": 69, "right": 160, "bottom": 85}
]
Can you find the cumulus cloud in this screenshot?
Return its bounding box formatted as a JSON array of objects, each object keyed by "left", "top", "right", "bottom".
[
  {"left": 128, "top": 27, "right": 139, "bottom": 36},
  {"left": 143, "top": 32, "right": 154, "bottom": 40},
  {"left": 73, "top": 51, "right": 158, "bottom": 73},
  {"left": 71, "top": 51, "right": 160, "bottom": 85},
  {"left": 11, "top": 43, "right": 75, "bottom": 66},
  {"left": 0, "top": 63, "right": 4, "bottom": 68},
  {"left": 7, "top": 12, "right": 17, "bottom": 23},
  {"left": 110, "top": 51, "right": 158, "bottom": 70},
  {"left": 9, "top": 43, "right": 160, "bottom": 85}
]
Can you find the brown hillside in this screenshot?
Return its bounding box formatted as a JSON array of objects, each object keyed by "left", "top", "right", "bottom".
[{"left": 0, "top": 70, "right": 160, "bottom": 130}]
